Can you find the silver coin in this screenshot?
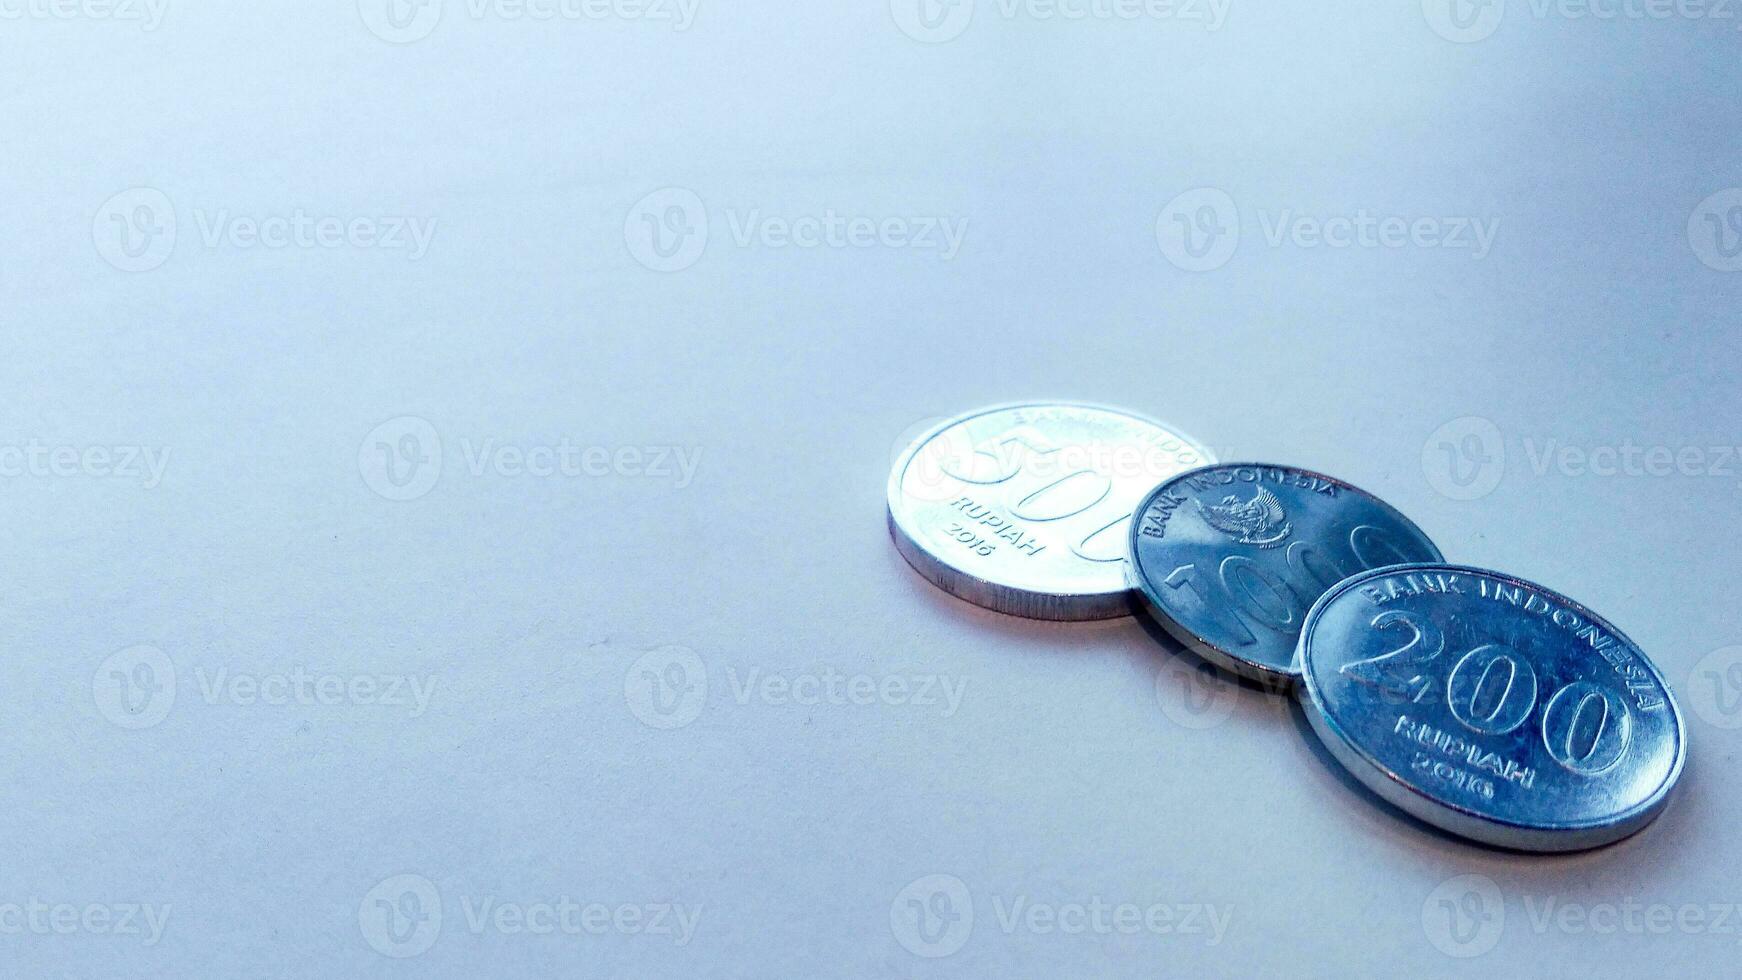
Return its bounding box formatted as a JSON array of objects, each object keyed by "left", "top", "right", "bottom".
[
  {"left": 1298, "top": 563, "right": 1686, "bottom": 851},
  {"left": 887, "top": 403, "right": 1211, "bottom": 620},
  {"left": 1129, "top": 463, "right": 1441, "bottom": 684}
]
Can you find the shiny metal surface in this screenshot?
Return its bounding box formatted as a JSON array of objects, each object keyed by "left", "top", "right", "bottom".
[
  {"left": 887, "top": 403, "right": 1210, "bottom": 620},
  {"left": 1128, "top": 463, "right": 1441, "bottom": 684},
  {"left": 1298, "top": 563, "right": 1687, "bottom": 852}
]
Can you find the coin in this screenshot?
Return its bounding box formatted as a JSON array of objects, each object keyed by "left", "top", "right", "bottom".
[
  {"left": 1128, "top": 463, "right": 1441, "bottom": 684},
  {"left": 887, "top": 403, "right": 1211, "bottom": 620},
  {"left": 1297, "top": 563, "right": 1686, "bottom": 851}
]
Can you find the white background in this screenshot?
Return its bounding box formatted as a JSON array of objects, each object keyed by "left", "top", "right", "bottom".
[{"left": 3, "top": 0, "right": 1740, "bottom": 975}]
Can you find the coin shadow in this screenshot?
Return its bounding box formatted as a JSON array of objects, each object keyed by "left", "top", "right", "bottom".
[
  {"left": 911, "top": 557, "right": 1630, "bottom": 861},
  {"left": 1129, "top": 603, "right": 1295, "bottom": 699},
  {"left": 1278, "top": 693, "right": 1490, "bottom": 851}
]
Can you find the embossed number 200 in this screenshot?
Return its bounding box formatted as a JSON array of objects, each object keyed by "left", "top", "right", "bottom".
[
  {"left": 943, "top": 429, "right": 1134, "bottom": 562},
  {"left": 1338, "top": 610, "right": 1632, "bottom": 776}
]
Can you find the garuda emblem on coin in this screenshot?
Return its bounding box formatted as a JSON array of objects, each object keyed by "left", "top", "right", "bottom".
[{"left": 1196, "top": 487, "right": 1292, "bottom": 548}]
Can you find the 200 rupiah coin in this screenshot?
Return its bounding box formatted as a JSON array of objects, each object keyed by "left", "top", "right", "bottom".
[
  {"left": 1297, "top": 563, "right": 1687, "bottom": 852},
  {"left": 888, "top": 403, "right": 1211, "bottom": 621},
  {"left": 1129, "top": 463, "right": 1442, "bottom": 684}
]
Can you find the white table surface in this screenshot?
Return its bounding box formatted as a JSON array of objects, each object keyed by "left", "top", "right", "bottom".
[{"left": 4, "top": 2, "right": 1739, "bottom": 976}]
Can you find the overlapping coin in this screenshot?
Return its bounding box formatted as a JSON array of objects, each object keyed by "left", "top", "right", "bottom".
[
  {"left": 884, "top": 404, "right": 1688, "bottom": 851},
  {"left": 1296, "top": 563, "right": 1686, "bottom": 851},
  {"left": 887, "top": 403, "right": 1210, "bottom": 620},
  {"left": 1127, "top": 463, "right": 1442, "bottom": 685}
]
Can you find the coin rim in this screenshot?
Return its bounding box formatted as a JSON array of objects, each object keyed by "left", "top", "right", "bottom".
[
  {"left": 1296, "top": 561, "right": 1689, "bottom": 852},
  {"left": 1127, "top": 462, "right": 1444, "bottom": 684},
  {"left": 886, "top": 401, "right": 1213, "bottom": 621}
]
